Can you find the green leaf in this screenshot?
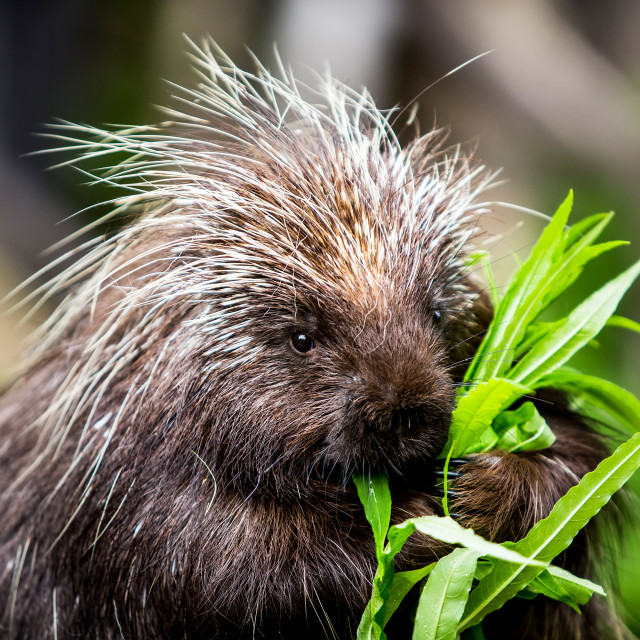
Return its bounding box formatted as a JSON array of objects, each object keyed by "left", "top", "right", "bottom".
[
  {"left": 412, "top": 548, "right": 480, "bottom": 640},
  {"left": 564, "top": 212, "right": 608, "bottom": 246},
  {"left": 534, "top": 212, "right": 619, "bottom": 310},
  {"left": 522, "top": 564, "right": 605, "bottom": 612},
  {"left": 472, "top": 561, "right": 493, "bottom": 582},
  {"left": 515, "top": 320, "right": 559, "bottom": 361},
  {"left": 508, "top": 258, "right": 640, "bottom": 385},
  {"left": 493, "top": 402, "right": 556, "bottom": 453},
  {"left": 458, "top": 431, "right": 640, "bottom": 631},
  {"left": 537, "top": 369, "right": 640, "bottom": 434},
  {"left": 357, "top": 558, "right": 395, "bottom": 640},
  {"left": 354, "top": 473, "right": 394, "bottom": 640},
  {"left": 356, "top": 572, "right": 390, "bottom": 640},
  {"left": 386, "top": 522, "right": 418, "bottom": 560},
  {"left": 467, "top": 206, "right": 621, "bottom": 385},
  {"left": 606, "top": 315, "right": 640, "bottom": 335},
  {"left": 545, "top": 564, "right": 606, "bottom": 599},
  {"left": 461, "top": 624, "right": 487, "bottom": 640},
  {"left": 531, "top": 239, "right": 629, "bottom": 319},
  {"left": 383, "top": 565, "right": 435, "bottom": 626},
  {"left": 354, "top": 473, "right": 392, "bottom": 559},
  {"left": 465, "top": 192, "right": 573, "bottom": 383},
  {"left": 393, "top": 516, "right": 545, "bottom": 566},
  {"left": 357, "top": 600, "right": 380, "bottom": 640},
  {"left": 441, "top": 379, "right": 532, "bottom": 459},
  {"left": 355, "top": 195, "right": 639, "bottom": 638}
]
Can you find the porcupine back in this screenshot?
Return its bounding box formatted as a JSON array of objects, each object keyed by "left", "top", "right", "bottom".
[{"left": 0, "top": 40, "right": 497, "bottom": 638}]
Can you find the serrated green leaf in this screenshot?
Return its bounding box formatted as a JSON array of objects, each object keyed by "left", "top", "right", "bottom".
[
  {"left": 412, "top": 548, "right": 480, "bottom": 640},
  {"left": 493, "top": 402, "right": 556, "bottom": 453},
  {"left": 458, "top": 432, "right": 640, "bottom": 632}
]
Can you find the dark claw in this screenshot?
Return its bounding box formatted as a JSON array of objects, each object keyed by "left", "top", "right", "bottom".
[
  {"left": 433, "top": 487, "right": 460, "bottom": 498},
  {"left": 434, "top": 469, "right": 463, "bottom": 479},
  {"left": 433, "top": 458, "right": 468, "bottom": 468}
]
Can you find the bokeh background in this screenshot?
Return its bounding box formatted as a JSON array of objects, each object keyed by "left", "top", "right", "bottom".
[{"left": 1, "top": 0, "right": 640, "bottom": 632}]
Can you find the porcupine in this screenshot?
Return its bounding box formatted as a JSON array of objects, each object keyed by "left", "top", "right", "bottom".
[{"left": 0, "top": 41, "right": 613, "bottom": 639}]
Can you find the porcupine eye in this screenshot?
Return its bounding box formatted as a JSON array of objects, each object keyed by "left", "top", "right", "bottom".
[
  {"left": 432, "top": 309, "right": 443, "bottom": 326},
  {"left": 290, "top": 332, "right": 316, "bottom": 354}
]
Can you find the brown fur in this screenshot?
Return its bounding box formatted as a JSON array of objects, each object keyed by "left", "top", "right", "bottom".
[{"left": 0, "top": 47, "right": 616, "bottom": 639}]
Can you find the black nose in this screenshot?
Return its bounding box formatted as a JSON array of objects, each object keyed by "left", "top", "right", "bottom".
[{"left": 389, "top": 406, "right": 421, "bottom": 433}]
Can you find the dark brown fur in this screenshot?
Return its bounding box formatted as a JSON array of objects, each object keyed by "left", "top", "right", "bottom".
[{"left": 0, "top": 50, "right": 616, "bottom": 639}]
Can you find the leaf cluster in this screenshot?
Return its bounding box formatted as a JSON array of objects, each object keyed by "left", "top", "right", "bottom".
[{"left": 356, "top": 193, "right": 640, "bottom": 639}]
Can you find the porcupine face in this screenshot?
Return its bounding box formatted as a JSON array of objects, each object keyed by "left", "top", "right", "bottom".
[
  {"left": 218, "top": 250, "right": 459, "bottom": 481},
  {"left": 291, "top": 301, "right": 456, "bottom": 475},
  {"left": 182, "top": 130, "right": 493, "bottom": 488},
  {"left": 210, "top": 269, "right": 454, "bottom": 486}
]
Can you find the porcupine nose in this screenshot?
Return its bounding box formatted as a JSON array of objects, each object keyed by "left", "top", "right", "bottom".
[
  {"left": 340, "top": 367, "right": 453, "bottom": 468},
  {"left": 356, "top": 354, "right": 453, "bottom": 435},
  {"left": 366, "top": 379, "right": 440, "bottom": 435},
  {"left": 333, "top": 319, "right": 455, "bottom": 466},
  {"left": 388, "top": 405, "right": 419, "bottom": 433}
]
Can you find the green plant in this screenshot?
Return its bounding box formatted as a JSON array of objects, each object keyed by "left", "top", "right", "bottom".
[{"left": 355, "top": 192, "right": 640, "bottom": 640}]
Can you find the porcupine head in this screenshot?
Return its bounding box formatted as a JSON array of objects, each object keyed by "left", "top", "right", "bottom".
[{"left": 0, "top": 39, "right": 496, "bottom": 636}]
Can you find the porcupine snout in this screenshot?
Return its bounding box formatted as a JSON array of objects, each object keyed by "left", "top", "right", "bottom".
[{"left": 328, "top": 321, "right": 456, "bottom": 471}]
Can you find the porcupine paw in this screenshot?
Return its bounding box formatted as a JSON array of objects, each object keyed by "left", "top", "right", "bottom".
[{"left": 434, "top": 451, "right": 537, "bottom": 542}]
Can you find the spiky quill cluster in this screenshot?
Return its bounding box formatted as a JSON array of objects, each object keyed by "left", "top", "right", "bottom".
[
  {"left": 11, "top": 39, "right": 494, "bottom": 486},
  {"left": 0, "top": 39, "right": 518, "bottom": 639}
]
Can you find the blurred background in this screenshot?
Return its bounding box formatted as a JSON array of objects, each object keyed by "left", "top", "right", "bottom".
[{"left": 1, "top": 0, "right": 640, "bottom": 631}]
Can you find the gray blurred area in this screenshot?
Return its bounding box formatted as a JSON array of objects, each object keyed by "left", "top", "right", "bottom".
[{"left": 1, "top": 0, "right": 640, "bottom": 624}]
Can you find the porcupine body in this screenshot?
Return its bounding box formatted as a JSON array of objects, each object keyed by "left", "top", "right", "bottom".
[{"left": 0, "top": 41, "right": 611, "bottom": 639}]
